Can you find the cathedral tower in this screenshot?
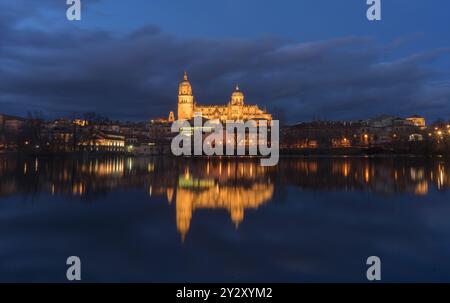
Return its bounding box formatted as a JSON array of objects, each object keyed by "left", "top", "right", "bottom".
[
  {"left": 230, "top": 85, "right": 244, "bottom": 106},
  {"left": 178, "top": 71, "right": 194, "bottom": 120},
  {"left": 229, "top": 85, "right": 245, "bottom": 120}
]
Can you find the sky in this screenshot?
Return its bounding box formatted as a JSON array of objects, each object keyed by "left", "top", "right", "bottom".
[{"left": 1, "top": 0, "right": 450, "bottom": 123}]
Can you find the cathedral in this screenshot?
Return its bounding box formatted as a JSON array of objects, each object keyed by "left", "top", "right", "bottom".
[{"left": 176, "top": 72, "right": 272, "bottom": 121}]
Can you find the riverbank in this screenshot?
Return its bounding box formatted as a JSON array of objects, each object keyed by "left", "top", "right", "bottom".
[{"left": 280, "top": 146, "right": 449, "bottom": 156}]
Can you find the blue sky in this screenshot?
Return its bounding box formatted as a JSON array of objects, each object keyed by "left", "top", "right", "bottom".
[
  {"left": 1, "top": 0, "right": 450, "bottom": 122},
  {"left": 74, "top": 1, "right": 446, "bottom": 40}
]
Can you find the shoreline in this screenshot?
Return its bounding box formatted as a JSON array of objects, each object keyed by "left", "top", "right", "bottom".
[{"left": 1, "top": 150, "right": 448, "bottom": 159}]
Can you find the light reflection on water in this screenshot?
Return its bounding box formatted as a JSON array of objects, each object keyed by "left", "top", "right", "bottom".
[{"left": 1, "top": 155, "right": 450, "bottom": 282}]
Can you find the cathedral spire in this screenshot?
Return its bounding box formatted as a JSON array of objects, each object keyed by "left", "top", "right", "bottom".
[
  {"left": 231, "top": 84, "right": 244, "bottom": 106},
  {"left": 184, "top": 70, "right": 188, "bottom": 81}
]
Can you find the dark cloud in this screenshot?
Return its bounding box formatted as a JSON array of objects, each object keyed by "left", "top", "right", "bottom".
[{"left": 0, "top": 2, "right": 449, "bottom": 122}]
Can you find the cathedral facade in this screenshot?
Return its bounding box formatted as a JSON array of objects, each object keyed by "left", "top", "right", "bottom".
[{"left": 177, "top": 72, "right": 272, "bottom": 121}]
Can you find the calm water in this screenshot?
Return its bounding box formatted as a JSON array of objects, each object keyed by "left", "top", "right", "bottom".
[{"left": 1, "top": 155, "right": 450, "bottom": 282}]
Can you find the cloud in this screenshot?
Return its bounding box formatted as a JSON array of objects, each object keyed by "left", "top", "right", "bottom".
[{"left": 0, "top": 2, "right": 449, "bottom": 122}]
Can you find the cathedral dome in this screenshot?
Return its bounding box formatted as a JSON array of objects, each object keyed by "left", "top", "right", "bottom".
[
  {"left": 179, "top": 71, "right": 192, "bottom": 95},
  {"left": 231, "top": 85, "right": 244, "bottom": 105}
]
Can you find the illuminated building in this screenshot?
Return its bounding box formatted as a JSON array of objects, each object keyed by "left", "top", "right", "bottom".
[
  {"left": 0, "top": 114, "right": 26, "bottom": 150},
  {"left": 0, "top": 114, "right": 25, "bottom": 133},
  {"left": 281, "top": 121, "right": 360, "bottom": 149},
  {"left": 176, "top": 72, "right": 272, "bottom": 121},
  {"left": 79, "top": 130, "right": 125, "bottom": 152},
  {"left": 406, "top": 115, "right": 426, "bottom": 129},
  {"left": 73, "top": 119, "right": 89, "bottom": 127}
]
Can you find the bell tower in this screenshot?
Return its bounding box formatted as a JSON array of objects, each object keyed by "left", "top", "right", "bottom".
[
  {"left": 229, "top": 84, "right": 245, "bottom": 120},
  {"left": 178, "top": 71, "right": 194, "bottom": 120}
]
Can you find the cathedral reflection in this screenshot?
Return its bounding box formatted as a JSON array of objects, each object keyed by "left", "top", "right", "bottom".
[
  {"left": 175, "top": 164, "right": 274, "bottom": 240},
  {"left": 1, "top": 155, "right": 450, "bottom": 240}
]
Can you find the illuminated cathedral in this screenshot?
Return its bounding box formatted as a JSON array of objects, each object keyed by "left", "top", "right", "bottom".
[{"left": 177, "top": 72, "right": 272, "bottom": 121}]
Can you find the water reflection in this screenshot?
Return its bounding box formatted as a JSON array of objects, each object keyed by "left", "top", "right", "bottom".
[
  {"left": 278, "top": 157, "right": 450, "bottom": 196},
  {"left": 1, "top": 155, "right": 450, "bottom": 239},
  {"left": 176, "top": 172, "right": 274, "bottom": 240}
]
